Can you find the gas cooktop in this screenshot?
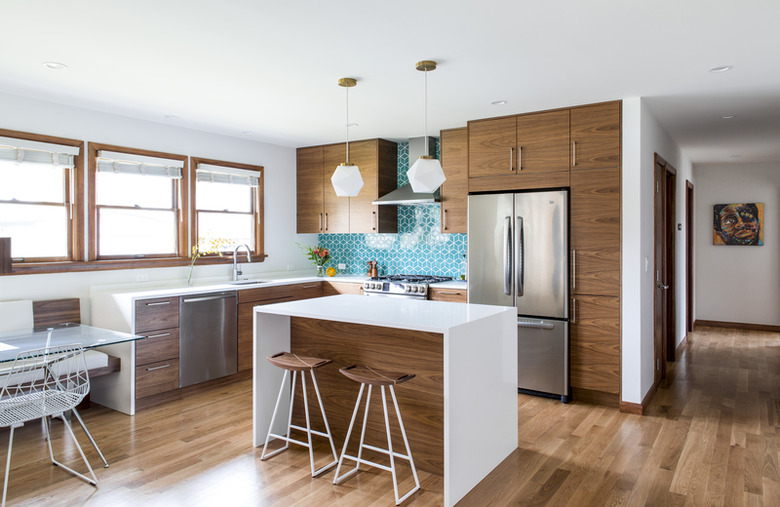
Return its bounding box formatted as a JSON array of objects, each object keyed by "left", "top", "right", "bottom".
[{"left": 368, "top": 274, "right": 453, "bottom": 284}]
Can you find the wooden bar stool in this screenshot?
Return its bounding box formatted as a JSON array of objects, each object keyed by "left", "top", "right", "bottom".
[
  {"left": 333, "top": 364, "right": 420, "bottom": 505},
  {"left": 261, "top": 352, "right": 338, "bottom": 477}
]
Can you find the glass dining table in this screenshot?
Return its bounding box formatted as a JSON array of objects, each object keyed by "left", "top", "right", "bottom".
[{"left": 0, "top": 323, "right": 143, "bottom": 363}]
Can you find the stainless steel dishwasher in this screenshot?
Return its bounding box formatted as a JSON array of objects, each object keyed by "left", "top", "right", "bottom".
[{"left": 179, "top": 291, "right": 237, "bottom": 387}]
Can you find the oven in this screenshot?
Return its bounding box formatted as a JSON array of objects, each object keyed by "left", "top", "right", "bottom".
[{"left": 362, "top": 275, "right": 453, "bottom": 299}]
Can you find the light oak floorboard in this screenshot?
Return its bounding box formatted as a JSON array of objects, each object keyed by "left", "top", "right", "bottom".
[{"left": 1, "top": 326, "right": 779, "bottom": 506}]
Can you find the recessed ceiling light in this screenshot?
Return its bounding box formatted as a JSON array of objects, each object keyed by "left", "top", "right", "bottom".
[
  {"left": 163, "top": 114, "right": 180, "bottom": 120},
  {"left": 708, "top": 65, "right": 733, "bottom": 73},
  {"left": 346, "top": 122, "right": 358, "bottom": 127},
  {"left": 241, "top": 130, "right": 254, "bottom": 135},
  {"left": 721, "top": 114, "right": 736, "bottom": 119},
  {"left": 491, "top": 100, "right": 508, "bottom": 105},
  {"left": 729, "top": 154, "right": 742, "bottom": 158},
  {"left": 43, "top": 61, "right": 68, "bottom": 70}
]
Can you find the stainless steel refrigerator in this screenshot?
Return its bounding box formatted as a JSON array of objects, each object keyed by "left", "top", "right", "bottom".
[{"left": 468, "top": 190, "right": 569, "bottom": 402}]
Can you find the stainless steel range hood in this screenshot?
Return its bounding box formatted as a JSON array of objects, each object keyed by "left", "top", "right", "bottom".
[{"left": 373, "top": 137, "right": 439, "bottom": 206}]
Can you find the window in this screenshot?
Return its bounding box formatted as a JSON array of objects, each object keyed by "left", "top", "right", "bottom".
[
  {"left": 89, "top": 143, "right": 188, "bottom": 260},
  {"left": 191, "top": 157, "right": 264, "bottom": 259},
  {"left": 0, "top": 130, "right": 84, "bottom": 263}
]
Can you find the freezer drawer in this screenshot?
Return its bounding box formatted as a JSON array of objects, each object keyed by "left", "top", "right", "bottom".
[{"left": 517, "top": 318, "right": 569, "bottom": 402}]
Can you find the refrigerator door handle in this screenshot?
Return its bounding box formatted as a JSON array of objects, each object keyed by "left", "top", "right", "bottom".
[
  {"left": 504, "top": 216, "right": 512, "bottom": 296},
  {"left": 516, "top": 216, "right": 524, "bottom": 297}
]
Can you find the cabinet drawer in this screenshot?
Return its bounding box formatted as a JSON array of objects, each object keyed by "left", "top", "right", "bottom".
[
  {"left": 135, "top": 358, "right": 179, "bottom": 399},
  {"left": 136, "top": 327, "right": 179, "bottom": 366},
  {"left": 428, "top": 288, "right": 467, "bottom": 303},
  {"left": 135, "top": 297, "right": 179, "bottom": 333}
]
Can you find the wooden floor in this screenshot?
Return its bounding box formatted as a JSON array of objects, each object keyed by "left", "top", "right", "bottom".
[{"left": 2, "top": 326, "right": 779, "bottom": 506}]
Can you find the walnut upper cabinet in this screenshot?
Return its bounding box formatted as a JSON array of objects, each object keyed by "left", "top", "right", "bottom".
[
  {"left": 570, "top": 101, "right": 621, "bottom": 171},
  {"left": 296, "top": 139, "right": 397, "bottom": 234},
  {"left": 439, "top": 127, "right": 468, "bottom": 234},
  {"left": 468, "top": 109, "right": 570, "bottom": 192}
]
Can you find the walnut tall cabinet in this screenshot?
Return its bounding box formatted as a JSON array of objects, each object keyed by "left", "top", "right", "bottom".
[{"left": 465, "top": 100, "right": 622, "bottom": 406}]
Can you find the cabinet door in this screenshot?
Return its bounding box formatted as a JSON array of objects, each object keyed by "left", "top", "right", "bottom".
[
  {"left": 468, "top": 116, "right": 516, "bottom": 178},
  {"left": 440, "top": 128, "right": 468, "bottom": 233},
  {"left": 570, "top": 295, "right": 620, "bottom": 395},
  {"left": 322, "top": 144, "right": 350, "bottom": 233},
  {"left": 296, "top": 146, "right": 324, "bottom": 233},
  {"left": 571, "top": 102, "right": 621, "bottom": 171},
  {"left": 428, "top": 287, "right": 467, "bottom": 302},
  {"left": 516, "top": 110, "right": 570, "bottom": 174},
  {"left": 571, "top": 167, "right": 620, "bottom": 296},
  {"left": 348, "top": 140, "right": 378, "bottom": 233}
]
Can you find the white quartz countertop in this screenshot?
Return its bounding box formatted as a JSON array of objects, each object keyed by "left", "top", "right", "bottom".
[{"left": 254, "top": 294, "right": 510, "bottom": 333}]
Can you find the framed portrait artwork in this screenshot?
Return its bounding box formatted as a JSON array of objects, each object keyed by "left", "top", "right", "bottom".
[{"left": 713, "top": 203, "right": 764, "bottom": 246}]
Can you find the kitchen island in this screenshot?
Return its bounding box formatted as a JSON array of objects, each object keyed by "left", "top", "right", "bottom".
[{"left": 253, "top": 294, "right": 517, "bottom": 506}]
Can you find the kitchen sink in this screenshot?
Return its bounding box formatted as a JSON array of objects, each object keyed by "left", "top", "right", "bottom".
[{"left": 228, "top": 280, "right": 267, "bottom": 286}]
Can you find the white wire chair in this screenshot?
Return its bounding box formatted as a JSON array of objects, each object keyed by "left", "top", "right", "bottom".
[{"left": 0, "top": 344, "right": 98, "bottom": 507}]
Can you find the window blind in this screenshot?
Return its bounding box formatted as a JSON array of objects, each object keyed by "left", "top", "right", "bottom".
[
  {"left": 96, "top": 150, "right": 183, "bottom": 179},
  {"left": 0, "top": 136, "right": 79, "bottom": 168},
  {"left": 196, "top": 163, "right": 260, "bottom": 187}
]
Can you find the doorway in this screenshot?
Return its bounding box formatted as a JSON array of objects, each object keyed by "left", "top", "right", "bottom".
[{"left": 654, "top": 154, "right": 677, "bottom": 385}]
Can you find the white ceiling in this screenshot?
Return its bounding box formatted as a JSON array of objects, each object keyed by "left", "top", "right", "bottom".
[{"left": 1, "top": 0, "right": 779, "bottom": 165}]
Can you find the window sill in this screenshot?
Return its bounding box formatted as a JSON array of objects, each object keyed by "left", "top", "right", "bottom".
[{"left": 3, "top": 253, "right": 268, "bottom": 276}]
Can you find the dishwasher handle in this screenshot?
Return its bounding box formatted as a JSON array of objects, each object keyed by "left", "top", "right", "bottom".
[{"left": 181, "top": 292, "right": 236, "bottom": 304}]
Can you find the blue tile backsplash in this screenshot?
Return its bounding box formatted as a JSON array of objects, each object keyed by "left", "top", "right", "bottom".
[{"left": 318, "top": 141, "right": 468, "bottom": 278}]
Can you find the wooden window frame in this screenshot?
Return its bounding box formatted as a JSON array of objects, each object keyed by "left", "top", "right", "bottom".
[
  {"left": 0, "top": 128, "right": 85, "bottom": 270},
  {"left": 88, "top": 142, "right": 190, "bottom": 265},
  {"left": 190, "top": 157, "right": 266, "bottom": 264}
]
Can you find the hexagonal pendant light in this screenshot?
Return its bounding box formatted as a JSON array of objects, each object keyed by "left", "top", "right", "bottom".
[
  {"left": 407, "top": 60, "right": 446, "bottom": 193},
  {"left": 331, "top": 77, "right": 364, "bottom": 197}
]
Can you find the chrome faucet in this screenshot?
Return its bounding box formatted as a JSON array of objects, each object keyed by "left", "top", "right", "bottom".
[{"left": 232, "top": 244, "right": 252, "bottom": 281}]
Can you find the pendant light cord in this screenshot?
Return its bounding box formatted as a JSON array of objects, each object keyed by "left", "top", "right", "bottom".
[
  {"left": 423, "top": 67, "right": 429, "bottom": 156},
  {"left": 345, "top": 85, "right": 350, "bottom": 164}
]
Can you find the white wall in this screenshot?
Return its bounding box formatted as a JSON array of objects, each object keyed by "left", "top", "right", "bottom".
[
  {"left": 693, "top": 162, "right": 779, "bottom": 326},
  {"left": 621, "top": 98, "right": 693, "bottom": 405},
  {"left": 0, "top": 92, "right": 317, "bottom": 322}
]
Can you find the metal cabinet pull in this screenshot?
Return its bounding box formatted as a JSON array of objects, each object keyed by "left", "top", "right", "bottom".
[
  {"left": 319, "top": 213, "right": 323, "bottom": 231},
  {"left": 571, "top": 249, "right": 576, "bottom": 290},
  {"left": 572, "top": 141, "right": 577, "bottom": 166},
  {"left": 372, "top": 211, "right": 377, "bottom": 231},
  {"left": 147, "top": 332, "right": 172, "bottom": 339},
  {"left": 443, "top": 209, "right": 448, "bottom": 230},
  {"left": 438, "top": 291, "right": 461, "bottom": 295},
  {"left": 518, "top": 146, "right": 522, "bottom": 171},
  {"left": 147, "top": 364, "right": 171, "bottom": 371},
  {"left": 301, "top": 284, "right": 319, "bottom": 289},
  {"left": 325, "top": 213, "right": 328, "bottom": 231},
  {"left": 571, "top": 298, "right": 577, "bottom": 323},
  {"left": 509, "top": 147, "right": 514, "bottom": 171},
  {"left": 145, "top": 301, "right": 170, "bottom": 306}
]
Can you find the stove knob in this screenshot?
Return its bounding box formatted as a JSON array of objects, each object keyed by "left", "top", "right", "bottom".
[
  {"left": 412, "top": 286, "right": 419, "bottom": 293},
  {"left": 405, "top": 286, "right": 412, "bottom": 293},
  {"left": 372, "top": 283, "right": 378, "bottom": 290}
]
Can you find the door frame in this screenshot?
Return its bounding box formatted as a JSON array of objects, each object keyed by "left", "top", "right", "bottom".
[
  {"left": 685, "top": 180, "right": 694, "bottom": 333},
  {"left": 653, "top": 154, "right": 677, "bottom": 384}
]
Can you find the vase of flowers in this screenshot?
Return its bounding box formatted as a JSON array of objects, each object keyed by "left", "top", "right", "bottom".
[{"left": 300, "top": 244, "right": 331, "bottom": 276}]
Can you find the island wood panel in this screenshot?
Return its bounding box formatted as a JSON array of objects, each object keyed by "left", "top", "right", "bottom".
[
  {"left": 134, "top": 297, "right": 179, "bottom": 333},
  {"left": 570, "top": 294, "right": 620, "bottom": 397},
  {"left": 570, "top": 167, "right": 620, "bottom": 297},
  {"left": 32, "top": 298, "right": 81, "bottom": 327},
  {"left": 322, "top": 144, "right": 350, "bottom": 233},
  {"left": 515, "top": 109, "right": 570, "bottom": 174},
  {"left": 296, "top": 146, "right": 324, "bottom": 233},
  {"left": 440, "top": 127, "right": 468, "bottom": 233},
  {"left": 468, "top": 115, "right": 516, "bottom": 178},
  {"left": 570, "top": 101, "right": 621, "bottom": 171},
  {"left": 289, "top": 317, "right": 444, "bottom": 476}
]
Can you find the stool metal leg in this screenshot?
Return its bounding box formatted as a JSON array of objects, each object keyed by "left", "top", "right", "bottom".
[
  {"left": 308, "top": 370, "right": 338, "bottom": 475},
  {"left": 389, "top": 385, "right": 420, "bottom": 504},
  {"left": 333, "top": 382, "right": 366, "bottom": 484},
  {"left": 261, "top": 369, "right": 291, "bottom": 460}
]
